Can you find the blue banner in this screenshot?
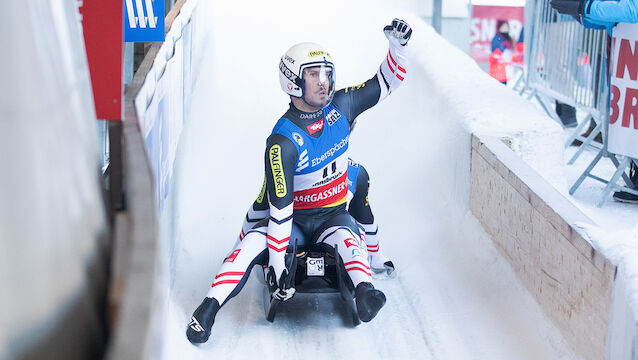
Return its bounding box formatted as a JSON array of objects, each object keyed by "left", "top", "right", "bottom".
[{"left": 124, "top": 0, "right": 165, "bottom": 42}]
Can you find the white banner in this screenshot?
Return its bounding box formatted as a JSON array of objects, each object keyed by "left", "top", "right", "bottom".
[{"left": 609, "top": 23, "right": 638, "bottom": 159}]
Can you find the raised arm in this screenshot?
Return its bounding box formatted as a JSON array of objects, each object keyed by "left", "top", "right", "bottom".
[
  {"left": 263, "top": 133, "right": 297, "bottom": 299},
  {"left": 332, "top": 18, "right": 411, "bottom": 130},
  {"left": 378, "top": 18, "right": 411, "bottom": 101}
]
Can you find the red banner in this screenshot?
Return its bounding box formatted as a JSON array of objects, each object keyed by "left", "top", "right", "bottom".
[
  {"left": 79, "top": 0, "right": 123, "bottom": 120},
  {"left": 470, "top": 5, "right": 524, "bottom": 63}
]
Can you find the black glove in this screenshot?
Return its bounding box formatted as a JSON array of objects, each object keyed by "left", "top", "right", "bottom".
[
  {"left": 383, "top": 18, "right": 412, "bottom": 46},
  {"left": 550, "top": 0, "right": 587, "bottom": 17},
  {"left": 266, "top": 266, "right": 296, "bottom": 301}
]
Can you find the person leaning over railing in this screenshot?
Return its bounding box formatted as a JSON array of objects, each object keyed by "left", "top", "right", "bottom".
[
  {"left": 552, "top": 0, "right": 638, "bottom": 204},
  {"left": 551, "top": 0, "right": 638, "bottom": 33}
]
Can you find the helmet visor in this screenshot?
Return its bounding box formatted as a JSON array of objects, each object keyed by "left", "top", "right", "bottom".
[{"left": 301, "top": 65, "right": 335, "bottom": 108}]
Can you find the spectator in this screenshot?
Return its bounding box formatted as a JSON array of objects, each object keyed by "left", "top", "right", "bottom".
[
  {"left": 492, "top": 20, "right": 515, "bottom": 53},
  {"left": 552, "top": 0, "right": 638, "bottom": 203},
  {"left": 551, "top": 0, "right": 638, "bottom": 34},
  {"left": 489, "top": 20, "right": 514, "bottom": 84}
]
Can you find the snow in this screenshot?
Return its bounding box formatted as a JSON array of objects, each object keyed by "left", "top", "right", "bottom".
[{"left": 158, "top": 1, "right": 584, "bottom": 359}]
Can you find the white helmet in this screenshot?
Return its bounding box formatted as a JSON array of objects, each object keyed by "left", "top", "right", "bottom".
[{"left": 279, "top": 42, "right": 336, "bottom": 107}]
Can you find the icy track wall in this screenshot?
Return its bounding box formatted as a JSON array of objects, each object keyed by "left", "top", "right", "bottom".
[
  {"left": 106, "top": 0, "right": 211, "bottom": 359},
  {"left": 0, "top": 1, "right": 108, "bottom": 359},
  {"left": 411, "top": 20, "right": 633, "bottom": 360}
]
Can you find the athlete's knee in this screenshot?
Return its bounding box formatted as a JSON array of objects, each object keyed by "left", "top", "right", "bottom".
[
  {"left": 224, "top": 229, "right": 268, "bottom": 265},
  {"left": 332, "top": 228, "right": 366, "bottom": 254}
]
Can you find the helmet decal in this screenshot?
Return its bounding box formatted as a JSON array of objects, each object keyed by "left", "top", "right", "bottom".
[
  {"left": 279, "top": 59, "right": 300, "bottom": 85},
  {"left": 284, "top": 54, "right": 295, "bottom": 64}
]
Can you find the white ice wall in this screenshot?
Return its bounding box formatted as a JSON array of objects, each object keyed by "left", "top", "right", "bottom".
[{"left": 0, "top": 1, "right": 107, "bottom": 359}]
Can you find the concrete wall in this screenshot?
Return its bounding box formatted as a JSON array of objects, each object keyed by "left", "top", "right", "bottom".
[{"left": 470, "top": 135, "right": 616, "bottom": 360}]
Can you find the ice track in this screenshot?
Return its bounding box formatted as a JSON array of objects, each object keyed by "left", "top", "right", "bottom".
[{"left": 160, "top": 1, "right": 581, "bottom": 359}]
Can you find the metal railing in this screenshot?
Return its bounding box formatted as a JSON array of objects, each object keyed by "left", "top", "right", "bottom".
[
  {"left": 525, "top": 0, "right": 609, "bottom": 123},
  {"left": 521, "top": 0, "right": 612, "bottom": 175},
  {"left": 522, "top": 0, "right": 637, "bottom": 207}
]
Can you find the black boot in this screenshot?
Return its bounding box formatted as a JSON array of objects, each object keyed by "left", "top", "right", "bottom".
[
  {"left": 613, "top": 161, "right": 638, "bottom": 204},
  {"left": 186, "top": 297, "right": 220, "bottom": 344},
  {"left": 355, "top": 282, "right": 386, "bottom": 322},
  {"left": 612, "top": 190, "right": 638, "bottom": 203},
  {"left": 556, "top": 101, "right": 578, "bottom": 128},
  {"left": 371, "top": 261, "right": 396, "bottom": 276},
  {"left": 383, "top": 261, "right": 395, "bottom": 276}
]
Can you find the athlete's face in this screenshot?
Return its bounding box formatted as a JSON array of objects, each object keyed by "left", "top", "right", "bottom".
[{"left": 302, "top": 66, "right": 333, "bottom": 108}]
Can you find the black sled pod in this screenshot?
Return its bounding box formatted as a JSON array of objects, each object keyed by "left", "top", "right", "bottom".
[{"left": 254, "top": 239, "right": 361, "bottom": 327}]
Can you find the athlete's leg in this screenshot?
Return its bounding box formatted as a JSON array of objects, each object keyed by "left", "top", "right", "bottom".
[
  {"left": 187, "top": 222, "right": 268, "bottom": 344},
  {"left": 318, "top": 226, "right": 372, "bottom": 286},
  {"left": 236, "top": 179, "right": 270, "bottom": 245},
  {"left": 315, "top": 213, "right": 386, "bottom": 322},
  {"left": 347, "top": 164, "right": 394, "bottom": 275},
  {"left": 225, "top": 180, "right": 270, "bottom": 258},
  {"left": 226, "top": 201, "right": 269, "bottom": 258}
]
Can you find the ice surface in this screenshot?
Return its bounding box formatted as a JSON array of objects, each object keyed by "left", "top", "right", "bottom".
[{"left": 159, "top": 1, "right": 581, "bottom": 359}]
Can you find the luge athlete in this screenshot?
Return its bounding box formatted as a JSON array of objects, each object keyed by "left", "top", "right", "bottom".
[{"left": 187, "top": 18, "right": 411, "bottom": 344}]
